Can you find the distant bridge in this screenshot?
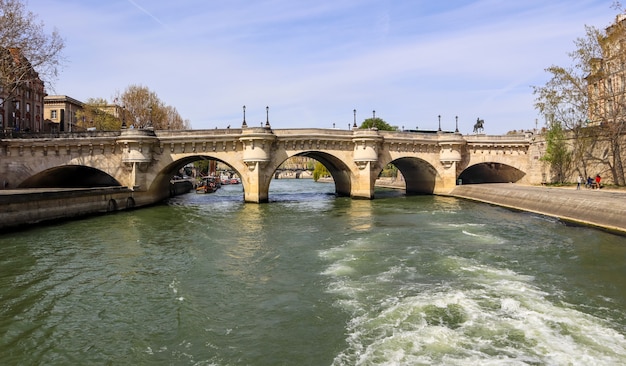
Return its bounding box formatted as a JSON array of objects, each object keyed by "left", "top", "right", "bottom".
[{"left": 0, "top": 127, "right": 542, "bottom": 206}]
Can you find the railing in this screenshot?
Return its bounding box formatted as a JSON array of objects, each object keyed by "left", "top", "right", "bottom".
[
  {"left": 1, "top": 127, "right": 534, "bottom": 146},
  {"left": 2, "top": 129, "right": 121, "bottom": 139}
]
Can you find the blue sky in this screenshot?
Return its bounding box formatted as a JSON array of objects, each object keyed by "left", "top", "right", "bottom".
[{"left": 29, "top": 0, "right": 618, "bottom": 134}]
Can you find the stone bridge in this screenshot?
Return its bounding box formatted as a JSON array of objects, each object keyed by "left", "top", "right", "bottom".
[{"left": 0, "top": 127, "right": 541, "bottom": 205}]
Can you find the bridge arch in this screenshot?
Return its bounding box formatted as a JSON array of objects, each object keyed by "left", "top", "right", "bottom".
[
  {"left": 294, "top": 151, "right": 352, "bottom": 197},
  {"left": 379, "top": 157, "right": 440, "bottom": 195},
  {"left": 265, "top": 151, "right": 353, "bottom": 199},
  {"left": 458, "top": 162, "right": 526, "bottom": 184},
  {"left": 148, "top": 155, "right": 245, "bottom": 198},
  {"left": 18, "top": 165, "right": 121, "bottom": 188}
]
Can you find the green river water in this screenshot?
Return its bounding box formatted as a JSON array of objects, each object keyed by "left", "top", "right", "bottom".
[{"left": 1, "top": 179, "right": 625, "bottom": 365}]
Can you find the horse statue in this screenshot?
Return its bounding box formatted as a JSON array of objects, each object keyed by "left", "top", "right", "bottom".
[{"left": 473, "top": 118, "right": 484, "bottom": 133}]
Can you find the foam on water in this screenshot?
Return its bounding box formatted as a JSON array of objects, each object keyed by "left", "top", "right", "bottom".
[{"left": 324, "top": 253, "right": 626, "bottom": 365}]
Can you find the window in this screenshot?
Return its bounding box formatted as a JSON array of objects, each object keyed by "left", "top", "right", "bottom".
[
  {"left": 26, "top": 103, "right": 30, "bottom": 113},
  {"left": 51, "top": 110, "right": 57, "bottom": 119}
]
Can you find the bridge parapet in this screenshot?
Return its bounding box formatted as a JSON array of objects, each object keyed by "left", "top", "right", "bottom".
[{"left": 464, "top": 134, "right": 531, "bottom": 157}]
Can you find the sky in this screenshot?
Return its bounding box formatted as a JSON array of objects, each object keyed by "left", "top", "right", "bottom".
[{"left": 27, "top": 0, "right": 620, "bottom": 135}]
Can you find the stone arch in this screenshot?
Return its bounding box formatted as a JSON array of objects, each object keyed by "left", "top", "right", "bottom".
[
  {"left": 267, "top": 151, "right": 353, "bottom": 198},
  {"left": 18, "top": 165, "right": 122, "bottom": 188},
  {"left": 146, "top": 154, "right": 246, "bottom": 198},
  {"left": 458, "top": 162, "right": 526, "bottom": 184},
  {"left": 379, "top": 157, "right": 440, "bottom": 195}
]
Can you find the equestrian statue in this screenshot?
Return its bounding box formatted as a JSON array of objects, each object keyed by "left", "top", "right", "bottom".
[{"left": 473, "top": 118, "right": 484, "bottom": 133}]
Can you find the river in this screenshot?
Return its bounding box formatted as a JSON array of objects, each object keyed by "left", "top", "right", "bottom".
[{"left": 1, "top": 179, "right": 625, "bottom": 365}]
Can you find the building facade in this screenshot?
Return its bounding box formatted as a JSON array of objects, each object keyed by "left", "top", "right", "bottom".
[
  {"left": 0, "top": 48, "right": 45, "bottom": 133},
  {"left": 43, "top": 95, "right": 85, "bottom": 132},
  {"left": 586, "top": 15, "right": 626, "bottom": 125}
]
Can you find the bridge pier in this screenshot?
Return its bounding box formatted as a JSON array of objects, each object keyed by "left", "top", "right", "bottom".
[
  {"left": 350, "top": 129, "right": 383, "bottom": 199},
  {"left": 242, "top": 161, "right": 271, "bottom": 203},
  {"left": 436, "top": 136, "right": 465, "bottom": 194},
  {"left": 350, "top": 161, "right": 376, "bottom": 199},
  {"left": 118, "top": 129, "right": 158, "bottom": 190},
  {"left": 240, "top": 127, "right": 276, "bottom": 203}
]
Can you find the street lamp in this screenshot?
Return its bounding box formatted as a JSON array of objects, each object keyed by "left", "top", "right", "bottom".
[
  {"left": 438, "top": 115, "right": 441, "bottom": 132},
  {"left": 148, "top": 106, "right": 153, "bottom": 128},
  {"left": 455, "top": 115, "right": 459, "bottom": 133},
  {"left": 373, "top": 110, "right": 376, "bottom": 119},
  {"left": 353, "top": 109, "right": 357, "bottom": 128},
  {"left": 121, "top": 105, "right": 126, "bottom": 128},
  {"left": 242, "top": 105, "right": 247, "bottom": 128},
  {"left": 265, "top": 106, "right": 270, "bottom": 128}
]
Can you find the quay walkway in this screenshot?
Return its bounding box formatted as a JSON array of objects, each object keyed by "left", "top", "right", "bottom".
[{"left": 448, "top": 183, "right": 626, "bottom": 235}]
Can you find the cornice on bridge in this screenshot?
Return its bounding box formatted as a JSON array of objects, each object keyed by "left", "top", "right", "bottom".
[{"left": 1, "top": 128, "right": 533, "bottom": 159}]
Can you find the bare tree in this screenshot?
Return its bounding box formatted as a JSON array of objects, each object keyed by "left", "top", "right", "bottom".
[
  {"left": 163, "top": 105, "right": 185, "bottom": 130},
  {"left": 117, "top": 85, "right": 160, "bottom": 129},
  {"left": 0, "top": 0, "right": 65, "bottom": 103}
]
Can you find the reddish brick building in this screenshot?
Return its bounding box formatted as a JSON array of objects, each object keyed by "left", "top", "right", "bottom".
[{"left": 0, "top": 48, "right": 45, "bottom": 132}]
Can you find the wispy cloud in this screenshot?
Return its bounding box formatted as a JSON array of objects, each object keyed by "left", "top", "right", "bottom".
[
  {"left": 30, "top": 0, "right": 618, "bottom": 134},
  {"left": 126, "top": 0, "right": 169, "bottom": 28}
]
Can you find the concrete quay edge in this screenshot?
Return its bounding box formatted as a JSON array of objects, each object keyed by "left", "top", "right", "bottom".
[{"left": 446, "top": 183, "right": 626, "bottom": 235}]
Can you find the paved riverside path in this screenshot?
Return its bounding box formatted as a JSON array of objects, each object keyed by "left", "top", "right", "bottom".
[{"left": 447, "top": 183, "right": 626, "bottom": 234}]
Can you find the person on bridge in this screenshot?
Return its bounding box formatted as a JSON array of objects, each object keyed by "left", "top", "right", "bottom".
[
  {"left": 595, "top": 174, "right": 602, "bottom": 189},
  {"left": 577, "top": 175, "right": 582, "bottom": 190}
]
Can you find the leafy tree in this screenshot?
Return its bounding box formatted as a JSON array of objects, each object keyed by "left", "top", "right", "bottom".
[
  {"left": 194, "top": 160, "right": 211, "bottom": 176},
  {"left": 359, "top": 117, "right": 396, "bottom": 131},
  {"left": 0, "top": 0, "right": 64, "bottom": 104},
  {"left": 541, "top": 120, "right": 573, "bottom": 183},
  {"left": 379, "top": 163, "right": 398, "bottom": 178},
  {"left": 75, "top": 98, "right": 121, "bottom": 130},
  {"left": 312, "top": 162, "right": 329, "bottom": 181}
]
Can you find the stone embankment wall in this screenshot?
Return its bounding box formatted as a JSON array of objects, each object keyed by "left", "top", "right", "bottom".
[
  {"left": 0, "top": 187, "right": 135, "bottom": 231},
  {"left": 448, "top": 183, "right": 626, "bottom": 234},
  {"left": 532, "top": 130, "right": 626, "bottom": 186},
  {"left": 0, "top": 181, "right": 192, "bottom": 231}
]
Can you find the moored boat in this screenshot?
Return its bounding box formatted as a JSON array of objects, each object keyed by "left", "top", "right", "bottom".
[{"left": 196, "top": 177, "right": 218, "bottom": 194}]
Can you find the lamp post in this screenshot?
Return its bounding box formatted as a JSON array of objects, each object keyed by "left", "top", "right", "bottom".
[
  {"left": 373, "top": 110, "right": 376, "bottom": 119},
  {"left": 148, "top": 106, "right": 153, "bottom": 128},
  {"left": 438, "top": 115, "right": 441, "bottom": 132},
  {"left": 121, "top": 106, "right": 126, "bottom": 128},
  {"left": 242, "top": 105, "right": 247, "bottom": 128},
  {"left": 265, "top": 106, "right": 270, "bottom": 128},
  {"left": 455, "top": 115, "right": 459, "bottom": 133},
  {"left": 353, "top": 109, "right": 357, "bottom": 128}
]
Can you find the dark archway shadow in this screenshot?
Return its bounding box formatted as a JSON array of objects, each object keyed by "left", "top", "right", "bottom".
[
  {"left": 390, "top": 157, "right": 438, "bottom": 195},
  {"left": 458, "top": 163, "right": 526, "bottom": 184},
  {"left": 18, "top": 165, "right": 121, "bottom": 188}
]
